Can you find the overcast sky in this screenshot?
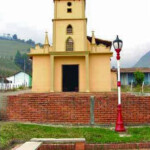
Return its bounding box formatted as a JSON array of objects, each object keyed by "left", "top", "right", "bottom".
[{"left": 0, "top": 0, "right": 150, "bottom": 67}]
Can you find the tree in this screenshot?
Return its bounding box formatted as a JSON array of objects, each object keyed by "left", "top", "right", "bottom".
[
  {"left": 13, "top": 34, "right": 18, "bottom": 40},
  {"left": 134, "top": 71, "right": 145, "bottom": 85},
  {"left": 26, "top": 39, "right": 35, "bottom": 45},
  {"left": 14, "top": 51, "right": 22, "bottom": 65},
  {"left": 22, "top": 53, "right": 32, "bottom": 74},
  {"left": 14, "top": 52, "right": 32, "bottom": 74}
]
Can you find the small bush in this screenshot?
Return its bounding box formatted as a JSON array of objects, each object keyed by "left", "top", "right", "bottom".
[
  {"left": 134, "top": 71, "right": 145, "bottom": 85},
  {"left": 18, "top": 86, "right": 25, "bottom": 90}
]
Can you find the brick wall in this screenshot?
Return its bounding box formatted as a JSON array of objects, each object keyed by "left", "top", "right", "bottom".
[
  {"left": 37, "top": 143, "right": 150, "bottom": 150},
  {"left": 6, "top": 93, "right": 150, "bottom": 125},
  {"left": 85, "top": 143, "right": 150, "bottom": 150},
  {"left": 38, "top": 144, "right": 75, "bottom": 150}
]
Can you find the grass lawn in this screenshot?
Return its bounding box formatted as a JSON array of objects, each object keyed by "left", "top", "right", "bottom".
[
  {"left": 120, "top": 85, "right": 150, "bottom": 93},
  {"left": 1, "top": 122, "right": 150, "bottom": 149}
]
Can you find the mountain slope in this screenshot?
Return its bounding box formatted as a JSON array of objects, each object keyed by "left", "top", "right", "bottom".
[
  {"left": 0, "top": 39, "right": 34, "bottom": 77},
  {"left": 0, "top": 39, "right": 33, "bottom": 58},
  {"left": 0, "top": 58, "right": 21, "bottom": 77},
  {"left": 134, "top": 51, "right": 150, "bottom": 68}
]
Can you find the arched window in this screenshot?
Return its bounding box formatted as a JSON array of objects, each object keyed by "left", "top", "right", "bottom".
[
  {"left": 66, "top": 37, "right": 74, "bottom": 51},
  {"left": 67, "top": 25, "right": 73, "bottom": 34}
]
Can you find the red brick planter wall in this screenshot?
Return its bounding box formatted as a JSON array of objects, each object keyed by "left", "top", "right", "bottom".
[
  {"left": 85, "top": 143, "right": 150, "bottom": 150},
  {"left": 37, "top": 143, "right": 150, "bottom": 150},
  {"left": 38, "top": 144, "right": 75, "bottom": 150},
  {"left": 6, "top": 93, "right": 150, "bottom": 125}
]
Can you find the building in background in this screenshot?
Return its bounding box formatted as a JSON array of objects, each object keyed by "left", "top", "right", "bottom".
[
  {"left": 29, "top": 0, "right": 113, "bottom": 93},
  {"left": 0, "top": 76, "right": 10, "bottom": 90},
  {"left": 121, "top": 68, "right": 150, "bottom": 85},
  {"left": 0, "top": 72, "right": 32, "bottom": 90}
]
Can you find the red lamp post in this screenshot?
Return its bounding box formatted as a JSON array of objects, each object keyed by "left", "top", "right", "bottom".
[{"left": 113, "top": 35, "right": 125, "bottom": 132}]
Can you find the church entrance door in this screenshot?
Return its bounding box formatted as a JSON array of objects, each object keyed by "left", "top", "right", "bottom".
[{"left": 62, "top": 65, "right": 79, "bottom": 92}]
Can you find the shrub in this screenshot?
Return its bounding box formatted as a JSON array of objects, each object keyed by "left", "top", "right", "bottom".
[{"left": 134, "top": 71, "right": 145, "bottom": 85}]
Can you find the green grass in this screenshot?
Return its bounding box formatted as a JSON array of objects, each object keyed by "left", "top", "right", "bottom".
[
  {"left": 0, "top": 40, "right": 33, "bottom": 57},
  {"left": 1, "top": 122, "right": 150, "bottom": 149},
  {"left": 121, "top": 85, "right": 150, "bottom": 93}
]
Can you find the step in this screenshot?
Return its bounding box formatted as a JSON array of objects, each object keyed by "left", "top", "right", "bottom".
[
  {"left": 30, "top": 138, "right": 86, "bottom": 144},
  {"left": 16, "top": 142, "right": 42, "bottom": 150}
]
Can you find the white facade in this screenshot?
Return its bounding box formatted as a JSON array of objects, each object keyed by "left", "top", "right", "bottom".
[{"left": 0, "top": 72, "right": 31, "bottom": 90}]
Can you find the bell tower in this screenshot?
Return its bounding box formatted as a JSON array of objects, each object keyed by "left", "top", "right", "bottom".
[{"left": 53, "top": 0, "right": 87, "bottom": 52}]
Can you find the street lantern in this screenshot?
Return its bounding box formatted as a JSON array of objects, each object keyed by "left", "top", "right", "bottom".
[{"left": 113, "top": 35, "right": 125, "bottom": 132}]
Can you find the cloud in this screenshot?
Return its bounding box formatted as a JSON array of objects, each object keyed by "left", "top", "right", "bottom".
[{"left": 0, "top": 0, "right": 150, "bottom": 67}]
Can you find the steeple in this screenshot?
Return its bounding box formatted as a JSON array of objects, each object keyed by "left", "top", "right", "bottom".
[
  {"left": 53, "top": 0, "right": 87, "bottom": 52},
  {"left": 92, "top": 31, "right": 96, "bottom": 45},
  {"left": 44, "top": 31, "right": 50, "bottom": 46}
]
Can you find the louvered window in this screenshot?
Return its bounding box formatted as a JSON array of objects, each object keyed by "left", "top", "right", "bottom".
[
  {"left": 66, "top": 38, "right": 74, "bottom": 51},
  {"left": 67, "top": 25, "right": 73, "bottom": 34}
]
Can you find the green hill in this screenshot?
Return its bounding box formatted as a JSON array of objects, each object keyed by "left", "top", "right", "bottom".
[
  {"left": 0, "top": 58, "right": 21, "bottom": 77},
  {"left": 134, "top": 51, "right": 150, "bottom": 68},
  {"left": 0, "top": 39, "right": 34, "bottom": 77},
  {"left": 0, "top": 39, "right": 33, "bottom": 58}
]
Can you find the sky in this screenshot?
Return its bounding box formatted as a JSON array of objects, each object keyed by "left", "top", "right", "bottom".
[{"left": 0, "top": 0, "right": 150, "bottom": 67}]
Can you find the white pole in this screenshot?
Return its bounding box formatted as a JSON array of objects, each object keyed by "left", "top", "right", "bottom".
[
  {"left": 117, "top": 60, "right": 121, "bottom": 105},
  {"left": 24, "top": 58, "right": 25, "bottom": 86},
  {"left": 131, "top": 80, "right": 133, "bottom": 92},
  {"left": 142, "top": 81, "right": 144, "bottom": 93}
]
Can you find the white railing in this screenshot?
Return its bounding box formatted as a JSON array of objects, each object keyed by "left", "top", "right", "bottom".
[{"left": 0, "top": 82, "right": 28, "bottom": 91}]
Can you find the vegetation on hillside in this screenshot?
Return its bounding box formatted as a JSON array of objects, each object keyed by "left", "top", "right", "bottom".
[
  {"left": 14, "top": 51, "right": 32, "bottom": 75},
  {"left": 0, "top": 33, "right": 36, "bottom": 46},
  {"left": 0, "top": 40, "right": 32, "bottom": 58},
  {"left": 0, "top": 33, "right": 38, "bottom": 77},
  {"left": 1, "top": 122, "right": 150, "bottom": 150},
  {"left": 0, "top": 58, "right": 21, "bottom": 77}
]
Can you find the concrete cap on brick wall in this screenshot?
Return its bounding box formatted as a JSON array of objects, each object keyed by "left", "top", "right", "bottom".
[
  {"left": 30, "top": 138, "right": 86, "bottom": 144},
  {"left": 16, "top": 142, "right": 42, "bottom": 150}
]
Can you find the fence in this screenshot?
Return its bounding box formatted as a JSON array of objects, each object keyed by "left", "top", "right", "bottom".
[{"left": 0, "top": 82, "right": 28, "bottom": 91}]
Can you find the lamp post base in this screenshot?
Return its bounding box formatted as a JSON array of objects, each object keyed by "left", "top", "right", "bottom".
[{"left": 115, "top": 104, "right": 125, "bottom": 132}]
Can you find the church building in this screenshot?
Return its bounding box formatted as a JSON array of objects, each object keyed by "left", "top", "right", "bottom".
[{"left": 29, "top": 0, "right": 113, "bottom": 93}]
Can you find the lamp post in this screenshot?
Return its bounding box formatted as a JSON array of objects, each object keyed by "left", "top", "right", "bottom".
[{"left": 113, "top": 35, "right": 125, "bottom": 132}]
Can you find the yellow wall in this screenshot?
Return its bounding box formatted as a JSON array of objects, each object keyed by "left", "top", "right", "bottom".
[
  {"left": 89, "top": 55, "right": 111, "bottom": 92},
  {"left": 96, "top": 45, "right": 110, "bottom": 52},
  {"left": 55, "top": 1, "right": 85, "bottom": 19},
  {"left": 31, "top": 54, "right": 113, "bottom": 93},
  {"left": 54, "top": 56, "right": 86, "bottom": 92},
  {"left": 54, "top": 20, "right": 87, "bottom": 52},
  {"left": 32, "top": 55, "right": 50, "bottom": 92}
]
